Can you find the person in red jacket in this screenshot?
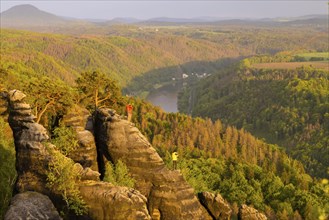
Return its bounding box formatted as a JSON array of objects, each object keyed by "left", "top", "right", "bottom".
[{"left": 126, "top": 104, "right": 133, "bottom": 122}]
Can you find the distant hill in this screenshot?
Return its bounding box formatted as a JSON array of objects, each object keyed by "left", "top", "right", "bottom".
[
  {"left": 143, "top": 17, "right": 223, "bottom": 23},
  {"left": 110, "top": 17, "right": 142, "bottom": 24},
  {"left": 285, "top": 18, "right": 328, "bottom": 26},
  {"left": 0, "top": 4, "right": 92, "bottom": 29},
  {"left": 273, "top": 14, "right": 328, "bottom": 22},
  {"left": 137, "top": 15, "right": 328, "bottom": 27},
  {"left": 0, "top": 4, "right": 67, "bottom": 27}
]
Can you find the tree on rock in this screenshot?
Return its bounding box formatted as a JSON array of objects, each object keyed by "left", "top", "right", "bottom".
[
  {"left": 76, "top": 71, "right": 121, "bottom": 111},
  {"left": 25, "top": 76, "right": 74, "bottom": 124}
]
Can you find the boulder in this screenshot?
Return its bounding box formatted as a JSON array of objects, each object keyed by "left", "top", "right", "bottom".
[
  {"left": 239, "top": 204, "right": 267, "bottom": 220},
  {"left": 198, "top": 192, "right": 232, "bottom": 220},
  {"left": 5, "top": 191, "right": 62, "bottom": 220},
  {"left": 95, "top": 108, "right": 212, "bottom": 220},
  {"left": 79, "top": 181, "right": 151, "bottom": 220}
]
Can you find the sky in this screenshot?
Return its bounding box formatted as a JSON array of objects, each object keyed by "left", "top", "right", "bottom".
[{"left": 0, "top": 1, "right": 328, "bottom": 20}]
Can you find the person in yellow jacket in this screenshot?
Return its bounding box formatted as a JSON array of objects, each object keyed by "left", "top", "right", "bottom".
[{"left": 172, "top": 152, "right": 178, "bottom": 170}]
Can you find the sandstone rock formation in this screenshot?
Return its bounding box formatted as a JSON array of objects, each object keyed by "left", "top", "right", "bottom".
[
  {"left": 239, "top": 204, "right": 267, "bottom": 220},
  {"left": 0, "top": 91, "right": 8, "bottom": 115},
  {"left": 79, "top": 181, "right": 150, "bottom": 219},
  {"left": 6, "top": 89, "right": 270, "bottom": 220},
  {"left": 198, "top": 192, "right": 232, "bottom": 220},
  {"left": 95, "top": 108, "right": 212, "bottom": 220},
  {"left": 7, "top": 90, "right": 151, "bottom": 220},
  {"left": 62, "top": 105, "right": 98, "bottom": 171},
  {"left": 8, "top": 89, "right": 51, "bottom": 194},
  {"left": 4, "top": 191, "right": 62, "bottom": 220}
]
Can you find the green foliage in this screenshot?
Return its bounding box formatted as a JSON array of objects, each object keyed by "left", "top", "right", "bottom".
[
  {"left": 180, "top": 158, "right": 223, "bottom": 193},
  {"left": 1, "top": 25, "right": 328, "bottom": 88},
  {"left": 76, "top": 70, "right": 122, "bottom": 111},
  {"left": 0, "top": 66, "right": 75, "bottom": 126},
  {"left": 235, "top": 51, "right": 329, "bottom": 66},
  {"left": 24, "top": 76, "right": 75, "bottom": 124},
  {"left": 103, "top": 160, "right": 136, "bottom": 188},
  {"left": 122, "top": 96, "right": 328, "bottom": 219},
  {"left": 296, "top": 52, "right": 329, "bottom": 61},
  {"left": 0, "top": 28, "right": 240, "bottom": 87},
  {"left": 179, "top": 62, "right": 329, "bottom": 178},
  {"left": 158, "top": 146, "right": 329, "bottom": 219},
  {"left": 46, "top": 146, "right": 87, "bottom": 216},
  {"left": 51, "top": 126, "right": 79, "bottom": 156},
  {"left": 241, "top": 51, "right": 296, "bottom": 64},
  {"left": 0, "top": 118, "right": 16, "bottom": 219}
]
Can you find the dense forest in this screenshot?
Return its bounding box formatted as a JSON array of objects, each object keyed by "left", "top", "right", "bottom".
[
  {"left": 128, "top": 98, "right": 329, "bottom": 219},
  {"left": 178, "top": 55, "right": 329, "bottom": 179},
  {"left": 0, "top": 29, "right": 237, "bottom": 86}
]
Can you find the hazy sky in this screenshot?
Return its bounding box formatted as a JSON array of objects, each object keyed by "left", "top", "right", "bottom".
[{"left": 0, "top": 1, "right": 328, "bottom": 20}]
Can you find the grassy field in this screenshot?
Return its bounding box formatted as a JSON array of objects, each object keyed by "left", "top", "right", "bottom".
[{"left": 253, "top": 61, "right": 329, "bottom": 70}]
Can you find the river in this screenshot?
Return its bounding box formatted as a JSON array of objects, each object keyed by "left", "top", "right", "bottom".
[{"left": 146, "top": 83, "right": 181, "bottom": 113}]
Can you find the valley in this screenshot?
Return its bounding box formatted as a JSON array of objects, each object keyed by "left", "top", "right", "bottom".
[{"left": 0, "top": 3, "right": 329, "bottom": 220}]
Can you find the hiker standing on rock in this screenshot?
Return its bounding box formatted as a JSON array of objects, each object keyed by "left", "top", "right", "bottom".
[
  {"left": 126, "top": 104, "right": 133, "bottom": 122},
  {"left": 172, "top": 151, "right": 178, "bottom": 170}
]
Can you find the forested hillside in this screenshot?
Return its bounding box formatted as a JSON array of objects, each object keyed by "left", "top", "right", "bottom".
[
  {"left": 0, "top": 29, "right": 238, "bottom": 86},
  {"left": 123, "top": 26, "right": 328, "bottom": 96},
  {"left": 1, "top": 21, "right": 328, "bottom": 88},
  {"left": 178, "top": 56, "right": 329, "bottom": 179},
  {"left": 123, "top": 97, "right": 329, "bottom": 219}
]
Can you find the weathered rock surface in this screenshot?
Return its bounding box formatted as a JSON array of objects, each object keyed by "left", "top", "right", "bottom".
[
  {"left": 95, "top": 108, "right": 212, "bottom": 220},
  {"left": 62, "top": 105, "right": 98, "bottom": 172},
  {"left": 6, "top": 89, "right": 273, "bottom": 220},
  {"left": 0, "top": 91, "right": 8, "bottom": 115},
  {"left": 198, "top": 192, "right": 232, "bottom": 220},
  {"left": 239, "top": 204, "right": 267, "bottom": 220},
  {"left": 4, "top": 191, "right": 62, "bottom": 220},
  {"left": 7, "top": 90, "right": 151, "bottom": 220},
  {"left": 8, "top": 90, "right": 51, "bottom": 194},
  {"left": 79, "top": 181, "right": 150, "bottom": 220}
]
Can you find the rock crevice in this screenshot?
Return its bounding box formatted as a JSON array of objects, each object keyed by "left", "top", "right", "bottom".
[
  {"left": 62, "top": 105, "right": 98, "bottom": 172},
  {"left": 198, "top": 192, "right": 232, "bottom": 220}
]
